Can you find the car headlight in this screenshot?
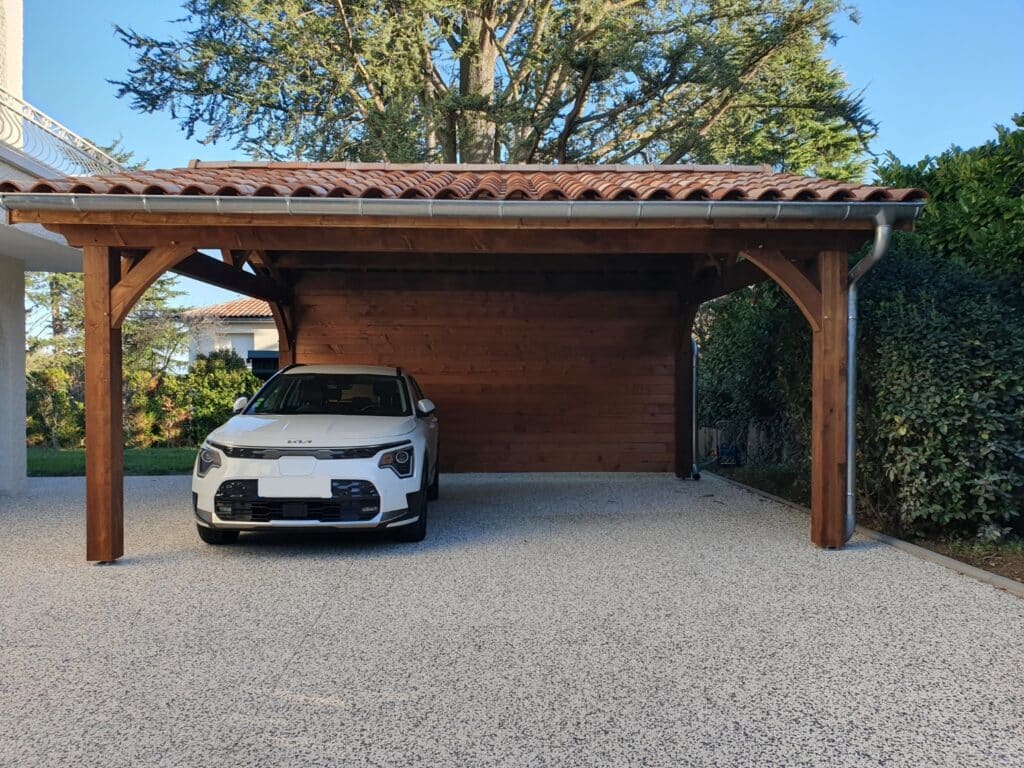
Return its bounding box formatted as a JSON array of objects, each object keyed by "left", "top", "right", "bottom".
[
  {"left": 378, "top": 445, "right": 414, "bottom": 478},
  {"left": 196, "top": 443, "right": 223, "bottom": 478}
]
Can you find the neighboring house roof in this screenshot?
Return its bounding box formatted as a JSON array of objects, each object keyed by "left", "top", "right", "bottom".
[
  {"left": 180, "top": 297, "right": 273, "bottom": 320},
  {"left": 0, "top": 161, "right": 926, "bottom": 202}
]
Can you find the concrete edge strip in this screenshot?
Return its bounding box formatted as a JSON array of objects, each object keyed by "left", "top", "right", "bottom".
[{"left": 704, "top": 470, "right": 1024, "bottom": 599}]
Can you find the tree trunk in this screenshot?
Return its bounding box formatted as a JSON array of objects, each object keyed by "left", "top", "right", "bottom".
[
  {"left": 458, "top": 12, "right": 498, "bottom": 163},
  {"left": 48, "top": 275, "right": 65, "bottom": 338}
]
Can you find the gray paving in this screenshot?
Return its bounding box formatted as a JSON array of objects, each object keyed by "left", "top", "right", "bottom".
[{"left": 0, "top": 473, "right": 1021, "bottom": 767}]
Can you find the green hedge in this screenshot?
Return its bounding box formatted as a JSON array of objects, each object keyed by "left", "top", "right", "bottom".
[
  {"left": 856, "top": 235, "right": 1024, "bottom": 534},
  {"left": 698, "top": 234, "right": 1024, "bottom": 537}
]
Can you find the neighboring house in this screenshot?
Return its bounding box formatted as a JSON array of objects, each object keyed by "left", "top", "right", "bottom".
[
  {"left": 0, "top": 0, "right": 123, "bottom": 493},
  {"left": 181, "top": 298, "right": 280, "bottom": 379}
]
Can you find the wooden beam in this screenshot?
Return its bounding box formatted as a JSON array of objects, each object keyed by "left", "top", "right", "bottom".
[
  {"left": 289, "top": 270, "right": 681, "bottom": 292},
  {"left": 170, "top": 252, "right": 287, "bottom": 303},
  {"left": 811, "top": 251, "right": 849, "bottom": 548},
  {"left": 273, "top": 251, "right": 689, "bottom": 272},
  {"left": 689, "top": 260, "right": 768, "bottom": 304},
  {"left": 220, "top": 249, "right": 250, "bottom": 269},
  {"left": 83, "top": 246, "right": 124, "bottom": 562},
  {"left": 11, "top": 208, "right": 881, "bottom": 233},
  {"left": 675, "top": 302, "right": 699, "bottom": 478},
  {"left": 48, "top": 224, "right": 873, "bottom": 255}
]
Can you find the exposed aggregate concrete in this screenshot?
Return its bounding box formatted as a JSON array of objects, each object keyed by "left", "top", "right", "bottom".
[{"left": 0, "top": 473, "right": 1021, "bottom": 767}]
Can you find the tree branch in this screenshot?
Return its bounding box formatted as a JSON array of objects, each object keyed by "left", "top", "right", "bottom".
[{"left": 333, "top": 0, "right": 386, "bottom": 112}]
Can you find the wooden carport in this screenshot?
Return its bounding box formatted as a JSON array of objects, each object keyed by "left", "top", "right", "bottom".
[{"left": 1, "top": 163, "right": 924, "bottom": 561}]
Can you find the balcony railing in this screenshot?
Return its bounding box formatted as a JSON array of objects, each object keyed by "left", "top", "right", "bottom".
[{"left": 0, "top": 86, "right": 123, "bottom": 177}]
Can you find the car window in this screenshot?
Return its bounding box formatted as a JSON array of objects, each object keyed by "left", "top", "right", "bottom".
[{"left": 247, "top": 374, "right": 412, "bottom": 416}]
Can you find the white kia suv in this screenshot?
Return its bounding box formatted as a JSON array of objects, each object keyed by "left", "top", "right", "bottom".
[{"left": 191, "top": 364, "right": 439, "bottom": 545}]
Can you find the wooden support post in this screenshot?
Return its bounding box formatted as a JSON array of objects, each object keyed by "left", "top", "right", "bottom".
[
  {"left": 811, "top": 251, "right": 849, "bottom": 548},
  {"left": 675, "top": 302, "right": 698, "bottom": 478},
  {"left": 83, "top": 246, "right": 124, "bottom": 562}
]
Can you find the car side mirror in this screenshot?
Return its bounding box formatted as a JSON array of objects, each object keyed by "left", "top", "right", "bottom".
[
  {"left": 232, "top": 396, "right": 250, "bottom": 415},
  {"left": 416, "top": 398, "right": 436, "bottom": 416}
]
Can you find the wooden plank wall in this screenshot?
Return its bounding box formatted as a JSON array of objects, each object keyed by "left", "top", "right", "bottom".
[{"left": 292, "top": 275, "right": 678, "bottom": 472}]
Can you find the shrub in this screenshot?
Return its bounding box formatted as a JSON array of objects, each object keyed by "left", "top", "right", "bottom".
[
  {"left": 25, "top": 364, "right": 84, "bottom": 448},
  {"left": 875, "top": 115, "right": 1024, "bottom": 286},
  {"left": 698, "top": 234, "right": 1024, "bottom": 537},
  {"left": 857, "top": 235, "right": 1024, "bottom": 535},
  {"left": 181, "top": 350, "right": 262, "bottom": 444},
  {"left": 697, "top": 281, "right": 811, "bottom": 493}
]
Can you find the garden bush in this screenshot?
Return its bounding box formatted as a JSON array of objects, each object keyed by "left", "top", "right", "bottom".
[
  {"left": 698, "top": 234, "right": 1024, "bottom": 537},
  {"left": 179, "top": 350, "right": 262, "bottom": 444},
  {"left": 876, "top": 114, "right": 1024, "bottom": 288},
  {"left": 856, "top": 235, "right": 1024, "bottom": 535}
]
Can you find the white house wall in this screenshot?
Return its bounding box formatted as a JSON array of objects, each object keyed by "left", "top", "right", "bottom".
[
  {"left": 0, "top": 251, "right": 25, "bottom": 493},
  {"left": 188, "top": 318, "right": 279, "bottom": 363}
]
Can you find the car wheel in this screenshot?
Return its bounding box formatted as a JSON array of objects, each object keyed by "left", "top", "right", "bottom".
[
  {"left": 427, "top": 454, "right": 440, "bottom": 501},
  {"left": 196, "top": 524, "right": 240, "bottom": 545},
  {"left": 395, "top": 471, "right": 429, "bottom": 543}
]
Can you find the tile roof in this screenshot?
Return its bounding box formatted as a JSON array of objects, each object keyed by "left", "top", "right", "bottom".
[
  {"left": 0, "top": 161, "right": 926, "bottom": 203},
  {"left": 180, "top": 298, "right": 272, "bottom": 319}
]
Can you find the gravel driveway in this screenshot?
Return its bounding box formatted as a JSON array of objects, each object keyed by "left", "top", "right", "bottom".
[{"left": 1, "top": 473, "right": 1021, "bottom": 767}]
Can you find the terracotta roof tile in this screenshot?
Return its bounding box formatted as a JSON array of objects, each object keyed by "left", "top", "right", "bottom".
[
  {"left": 180, "top": 298, "right": 273, "bottom": 319},
  {"left": 0, "top": 161, "right": 927, "bottom": 203}
]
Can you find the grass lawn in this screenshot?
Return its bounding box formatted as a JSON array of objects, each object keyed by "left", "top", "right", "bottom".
[
  {"left": 708, "top": 463, "right": 1024, "bottom": 584},
  {"left": 28, "top": 447, "right": 196, "bottom": 477}
]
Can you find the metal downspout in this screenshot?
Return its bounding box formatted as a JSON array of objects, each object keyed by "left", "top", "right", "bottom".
[
  {"left": 844, "top": 218, "right": 893, "bottom": 542},
  {"left": 692, "top": 338, "right": 701, "bottom": 480}
]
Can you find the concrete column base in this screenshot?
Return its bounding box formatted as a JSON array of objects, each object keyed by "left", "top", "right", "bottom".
[{"left": 0, "top": 253, "right": 26, "bottom": 494}]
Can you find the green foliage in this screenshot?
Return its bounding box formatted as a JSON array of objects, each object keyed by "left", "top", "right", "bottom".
[
  {"left": 25, "top": 365, "right": 84, "bottom": 448},
  {"left": 697, "top": 282, "right": 812, "bottom": 497},
  {"left": 113, "top": 0, "right": 873, "bottom": 168},
  {"left": 699, "top": 236, "right": 1024, "bottom": 537},
  {"left": 856, "top": 235, "right": 1024, "bottom": 534},
  {"left": 25, "top": 273, "right": 194, "bottom": 447},
  {"left": 875, "top": 115, "right": 1024, "bottom": 284},
  {"left": 95, "top": 135, "right": 148, "bottom": 170},
  {"left": 179, "top": 350, "right": 262, "bottom": 444}
]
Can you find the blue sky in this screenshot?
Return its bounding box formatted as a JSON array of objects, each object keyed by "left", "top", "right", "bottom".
[{"left": 23, "top": 0, "right": 1024, "bottom": 306}]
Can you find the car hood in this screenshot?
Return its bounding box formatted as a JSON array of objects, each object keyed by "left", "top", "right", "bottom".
[{"left": 208, "top": 414, "right": 417, "bottom": 448}]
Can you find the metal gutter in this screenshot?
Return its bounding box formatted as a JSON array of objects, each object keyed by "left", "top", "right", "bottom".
[
  {"left": 0, "top": 193, "right": 925, "bottom": 224},
  {"left": 844, "top": 216, "right": 894, "bottom": 542}
]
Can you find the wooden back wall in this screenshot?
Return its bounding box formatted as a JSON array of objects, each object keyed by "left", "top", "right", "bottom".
[{"left": 292, "top": 275, "right": 678, "bottom": 472}]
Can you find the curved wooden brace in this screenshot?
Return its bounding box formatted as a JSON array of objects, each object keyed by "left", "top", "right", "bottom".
[
  {"left": 269, "top": 301, "right": 295, "bottom": 367},
  {"left": 740, "top": 250, "right": 822, "bottom": 332},
  {"left": 110, "top": 245, "right": 195, "bottom": 328}
]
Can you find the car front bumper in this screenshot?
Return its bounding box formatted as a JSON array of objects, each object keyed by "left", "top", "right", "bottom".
[{"left": 193, "top": 490, "right": 423, "bottom": 531}]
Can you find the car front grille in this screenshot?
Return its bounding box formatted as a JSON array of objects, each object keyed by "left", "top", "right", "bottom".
[
  {"left": 214, "top": 479, "right": 380, "bottom": 523},
  {"left": 210, "top": 441, "right": 409, "bottom": 460}
]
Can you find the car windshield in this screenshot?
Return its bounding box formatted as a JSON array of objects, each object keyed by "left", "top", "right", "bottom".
[{"left": 246, "top": 373, "right": 412, "bottom": 417}]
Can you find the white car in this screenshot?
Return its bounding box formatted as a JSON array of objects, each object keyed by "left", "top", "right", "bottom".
[{"left": 191, "top": 364, "right": 439, "bottom": 545}]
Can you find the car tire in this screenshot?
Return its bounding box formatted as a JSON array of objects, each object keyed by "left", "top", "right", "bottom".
[
  {"left": 427, "top": 455, "right": 440, "bottom": 501},
  {"left": 395, "top": 472, "right": 429, "bottom": 543},
  {"left": 196, "top": 524, "right": 240, "bottom": 545}
]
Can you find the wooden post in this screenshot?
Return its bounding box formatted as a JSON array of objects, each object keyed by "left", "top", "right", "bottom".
[
  {"left": 810, "top": 251, "right": 849, "bottom": 548},
  {"left": 84, "top": 246, "right": 124, "bottom": 562},
  {"left": 675, "top": 302, "right": 698, "bottom": 478}
]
